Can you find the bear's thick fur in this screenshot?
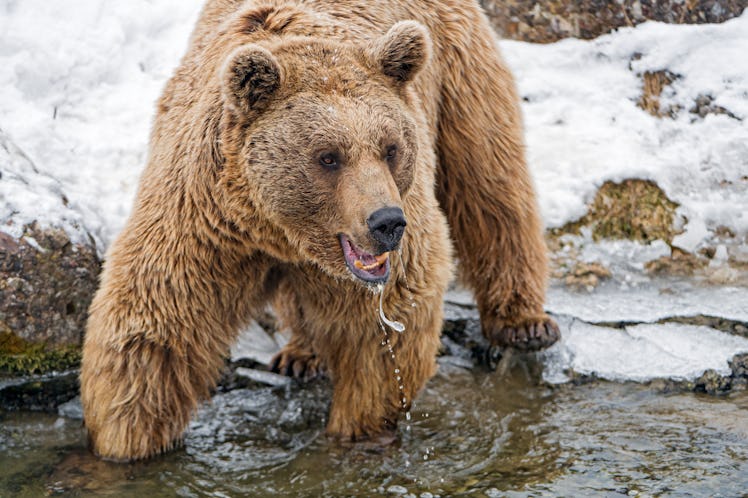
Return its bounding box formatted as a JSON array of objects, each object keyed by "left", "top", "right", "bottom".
[{"left": 81, "top": 0, "right": 559, "bottom": 461}]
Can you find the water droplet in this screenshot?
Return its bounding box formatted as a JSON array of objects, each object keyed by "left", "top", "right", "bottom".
[
  {"left": 375, "top": 292, "right": 410, "bottom": 427},
  {"left": 405, "top": 411, "right": 412, "bottom": 421}
]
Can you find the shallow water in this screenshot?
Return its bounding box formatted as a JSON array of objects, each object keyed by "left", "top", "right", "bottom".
[{"left": 3, "top": 358, "right": 748, "bottom": 497}]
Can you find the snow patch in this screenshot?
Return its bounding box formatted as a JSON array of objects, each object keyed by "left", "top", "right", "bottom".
[
  {"left": 0, "top": 130, "right": 89, "bottom": 244},
  {"left": 230, "top": 321, "right": 287, "bottom": 366}
]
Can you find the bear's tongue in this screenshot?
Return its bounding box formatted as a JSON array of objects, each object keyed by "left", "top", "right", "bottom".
[{"left": 340, "top": 234, "right": 390, "bottom": 281}]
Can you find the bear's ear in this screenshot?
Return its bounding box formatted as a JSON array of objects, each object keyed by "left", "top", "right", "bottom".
[
  {"left": 370, "top": 21, "right": 431, "bottom": 86},
  {"left": 222, "top": 44, "right": 283, "bottom": 115}
]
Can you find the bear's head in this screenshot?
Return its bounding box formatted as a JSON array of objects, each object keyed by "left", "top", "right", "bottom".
[{"left": 219, "top": 20, "right": 431, "bottom": 286}]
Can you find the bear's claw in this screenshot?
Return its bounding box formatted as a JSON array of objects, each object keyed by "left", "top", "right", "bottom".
[
  {"left": 269, "top": 349, "right": 325, "bottom": 381},
  {"left": 488, "top": 317, "right": 560, "bottom": 352}
]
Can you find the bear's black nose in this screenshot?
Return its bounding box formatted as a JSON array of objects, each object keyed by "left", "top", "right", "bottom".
[{"left": 367, "top": 207, "right": 407, "bottom": 252}]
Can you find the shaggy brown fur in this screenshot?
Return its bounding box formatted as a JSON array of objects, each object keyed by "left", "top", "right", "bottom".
[{"left": 80, "top": 0, "right": 558, "bottom": 461}]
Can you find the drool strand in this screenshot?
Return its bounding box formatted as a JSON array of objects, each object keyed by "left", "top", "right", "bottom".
[{"left": 377, "top": 284, "right": 405, "bottom": 333}]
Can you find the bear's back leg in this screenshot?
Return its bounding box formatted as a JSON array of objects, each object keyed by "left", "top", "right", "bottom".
[{"left": 268, "top": 279, "right": 326, "bottom": 381}]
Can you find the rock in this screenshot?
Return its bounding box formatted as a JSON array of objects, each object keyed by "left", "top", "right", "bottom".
[
  {"left": 0, "top": 371, "right": 79, "bottom": 412},
  {"left": 645, "top": 248, "right": 706, "bottom": 277},
  {"left": 234, "top": 367, "right": 292, "bottom": 388},
  {"left": 58, "top": 395, "right": 84, "bottom": 420},
  {"left": 552, "top": 179, "right": 683, "bottom": 245},
  {"left": 386, "top": 485, "right": 409, "bottom": 495},
  {"left": 563, "top": 262, "right": 612, "bottom": 292},
  {"left": 694, "top": 369, "right": 732, "bottom": 395},
  {"left": 690, "top": 94, "right": 740, "bottom": 120},
  {"left": 1, "top": 130, "right": 101, "bottom": 374},
  {"left": 479, "top": 0, "right": 747, "bottom": 43},
  {"left": 729, "top": 353, "right": 748, "bottom": 379},
  {"left": 0, "top": 225, "right": 99, "bottom": 374}
]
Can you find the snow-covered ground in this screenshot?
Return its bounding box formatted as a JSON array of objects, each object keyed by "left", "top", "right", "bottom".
[
  {"left": 0, "top": 0, "right": 202, "bottom": 245},
  {"left": 503, "top": 15, "right": 748, "bottom": 251},
  {"left": 1, "top": 2, "right": 746, "bottom": 384}
]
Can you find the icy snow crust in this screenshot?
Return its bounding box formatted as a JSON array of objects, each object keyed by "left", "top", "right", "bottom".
[
  {"left": 0, "top": 130, "right": 88, "bottom": 243},
  {"left": 542, "top": 317, "right": 748, "bottom": 384},
  {"left": 547, "top": 282, "right": 748, "bottom": 323},
  {"left": 1, "top": 2, "right": 746, "bottom": 384}
]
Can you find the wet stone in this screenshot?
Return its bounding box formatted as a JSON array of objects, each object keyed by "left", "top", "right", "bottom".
[
  {"left": 730, "top": 353, "right": 748, "bottom": 379},
  {"left": 0, "top": 371, "right": 79, "bottom": 412},
  {"left": 58, "top": 395, "right": 83, "bottom": 420},
  {"left": 387, "top": 484, "right": 409, "bottom": 495},
  {"left": 694, "top": 369, "right": 732, "bottom": 395},
  {"left": 235, "top": 367, "right": 292, "bottom": 388}
]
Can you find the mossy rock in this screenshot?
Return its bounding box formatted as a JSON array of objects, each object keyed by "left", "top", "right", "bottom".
[
  {"left": 1, "top": 224, "right": 99, "bottom": 375},
  {"left": 552, "top": 179, "right": 681, "bottom": 244},
  {"left": 563, "top": 262, "right": 612, "bottom": 291},
  {"left": 0, "top": 331, "right": 81, "bottom": 375}
]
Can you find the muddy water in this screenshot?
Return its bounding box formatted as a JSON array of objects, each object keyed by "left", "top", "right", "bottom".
[{"left": 2, "top": 360, "right": 748, "bottom": 497}]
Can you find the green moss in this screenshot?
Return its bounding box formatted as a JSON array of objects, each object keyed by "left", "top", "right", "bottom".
[
  {"left": 551, "top": 179, "right": 681, "bottom": 243},
  {"left": 0, "top": 332, "right": 81, "bottom": 375}
]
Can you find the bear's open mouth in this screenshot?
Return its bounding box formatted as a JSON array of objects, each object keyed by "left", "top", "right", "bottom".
[{"left": 339, "top": 234, "right": 390, "bottom": 283}]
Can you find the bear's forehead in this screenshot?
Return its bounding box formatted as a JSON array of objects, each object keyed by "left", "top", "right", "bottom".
[
  {"left": 279, "top": 93, "right": 404, "bottom": 140},
  {"left": 272, "top": 41, "right": 380, "bottom": 93}
]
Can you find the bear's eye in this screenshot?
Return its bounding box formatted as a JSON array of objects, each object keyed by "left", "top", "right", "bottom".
[
  {"left": 319, "top": 152, "right": 339, "bottom": 170},
  {"left": 385, "top": 145, "right": 398, "bottom": 163}
]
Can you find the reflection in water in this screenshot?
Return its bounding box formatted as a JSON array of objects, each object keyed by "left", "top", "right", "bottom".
[{"left": 2, "top": 357, "right": 748, "bottom": 496}]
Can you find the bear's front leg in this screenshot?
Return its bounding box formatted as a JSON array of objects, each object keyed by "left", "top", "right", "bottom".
[
  {"left": 81, "top": 334, "right": 223, "bottom": 461},
  {"left": 80, "top": 232, "right": 264, "bottom": 461},
  {"left": 323, "top": 306, "right": 441, "bottom": 442},
  {"left": 432, "top": 5, "right": 560, "bottom": 352},
  {"left": 325, "top": 357, "right": 400, "bottom": 442}
]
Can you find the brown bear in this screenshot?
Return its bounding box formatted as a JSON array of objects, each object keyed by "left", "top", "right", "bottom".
[{"left": 80, "top": 0, "right": 559, "bottom": 461}]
